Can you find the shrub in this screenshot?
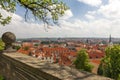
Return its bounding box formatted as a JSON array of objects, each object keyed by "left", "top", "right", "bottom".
[
  {"left": 74, "top": 49, "right": 93, "bottom": 72},
  {"left": 98, "top": 45, "right": 120, "bottom": 80}
]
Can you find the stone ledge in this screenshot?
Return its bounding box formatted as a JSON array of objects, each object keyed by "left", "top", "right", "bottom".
[{"left": 0, "top": 52, "right": 112, "bottom": 80}]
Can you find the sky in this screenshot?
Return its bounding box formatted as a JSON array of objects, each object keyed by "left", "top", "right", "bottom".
[{"left": 0, "top": 0, "right": 120, "bottom": 38}]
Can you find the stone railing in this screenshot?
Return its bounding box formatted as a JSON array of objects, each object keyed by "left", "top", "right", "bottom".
[{"left": 0, "top": 52, "right": 112, "bottom": 80}]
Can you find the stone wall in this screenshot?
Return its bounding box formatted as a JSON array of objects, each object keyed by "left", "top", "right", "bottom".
[{"left": 0, "top": 52, "right": 112, "bottom": 80}]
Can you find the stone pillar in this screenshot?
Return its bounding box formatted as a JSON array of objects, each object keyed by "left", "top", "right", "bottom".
[{"left": 2, "top": 32, "right": 16, "bottom": 52}]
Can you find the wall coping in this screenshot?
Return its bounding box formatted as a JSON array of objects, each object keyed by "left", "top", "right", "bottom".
[{"left": 2, "top": 52, "right": 112, "bottom": 80}]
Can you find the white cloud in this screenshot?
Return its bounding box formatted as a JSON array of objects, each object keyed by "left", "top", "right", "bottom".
[
  {"left": 0, "top": 8, "right": 13, "bottom": 18},
  {"left": 77, "top": 0, "right": 102, "bottom": 7},
  {"left": 0, "top": 9, "right": 73, "bottom": 38},
  {"left": 83, "top": 0, "right": 120, "bottom": 37},
  {"left": 98, "top": 0, "right": 120, "bottom": 19},
  {"left": 60, "top": 10, "right": 73, "bottom": 20},
  {"left": 85, "top": 14, "right": 95, "bottom": 20},
  {"left": 0, "top": 11, "right": 120, "bottom": 38},
  {"left": 0, "top": 0, "right": 120, "bottom": 38}
]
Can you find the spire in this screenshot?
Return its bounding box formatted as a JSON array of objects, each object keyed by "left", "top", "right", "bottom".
[
  {"left": 109, "top": 34, "right": 112, "bottom": 43},
  {"left": 86, "top": 39, "right": 89, "bottom": 44},
  {"left": 108, "top": 34, "right": 113, "bottom": 46}
]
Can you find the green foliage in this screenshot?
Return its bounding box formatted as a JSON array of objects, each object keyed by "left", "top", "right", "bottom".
[
  {"left": 34, "top": 44, "right": 39, "bottom": 46},
  {"left": 0, "top": 0, "right": 16, "bottom": 25},
  {"left": 41, "top": 41, "right": 50, "bottom": 44},
  {"left": 97, "top": 45, "right": 120, "bottom": 80},
  {"left": 13, "top": 46, "right": 21, "bottom": 50},
  {"left": 97, "top": 57, "right": 111, "bottom": 77},
  {"left": 0, "top": 0, "right": 68, "bottom": 25},
  {"left": 23, "top": 46, "right": 29, "bottom": 51},
  {"left": 0, "top": 15, "right": 12, "bottom": 26},
  {"left": 74, "top": 49, "right": 93, "bottom": 72},
  {"left": 0, "top": 75, "right": 4, "bottom": 80},
  {"left": 0, "top": 39, "right": 5, "bottom": 51}
]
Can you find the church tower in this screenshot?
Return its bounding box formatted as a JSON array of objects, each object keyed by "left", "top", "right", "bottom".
[
  {"left": 108, "top": 34, "right": 113, "bottom": 46},
  {"left": 109, "top": 34, "right": 112, "bottom": 43}
]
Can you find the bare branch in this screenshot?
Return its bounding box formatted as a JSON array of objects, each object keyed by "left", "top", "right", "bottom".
[{"left": 25, "top": 8, "right": 28, "bottom": 21}]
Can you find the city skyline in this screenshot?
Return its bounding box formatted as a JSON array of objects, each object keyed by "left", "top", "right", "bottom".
[{"left": 0, "top": 0, "right": 120, "bottom": 38}]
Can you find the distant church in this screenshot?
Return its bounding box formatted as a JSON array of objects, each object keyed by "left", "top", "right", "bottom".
[{"left": 108, "top": 34, "right": 113, "bottom": 46}]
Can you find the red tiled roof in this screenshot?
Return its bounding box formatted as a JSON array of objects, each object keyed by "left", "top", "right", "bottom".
[
  {"left": 18, "top": 45, "right": 77, "bottom": 66},
  {"left": 22, "top": 42, "right": 33, "bottom": 47},
  {"left": 90, "top": 59, "right": 101, "bottom": 64}
]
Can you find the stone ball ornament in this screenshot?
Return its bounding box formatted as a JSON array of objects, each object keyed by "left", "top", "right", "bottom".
[
  {"left": 2, "top": 32, "right": 16, "bottom": 43},
  {"left": 2, "top": 32, "right": 16, "bottom": 52}
]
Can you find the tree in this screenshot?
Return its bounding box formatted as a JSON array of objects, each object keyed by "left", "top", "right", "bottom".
[
  {"left": 23, "top": 46, "right": 29, "bottom": 51},
  {"left": 0, "top": 0, "right": 68, "bottom": 26},
  {"left": 34, "top": 44, "right": 39, "bottom": 46},
  {"left": 0, "top": 39, "right": 5, "bottom": 51},
  {"left": 13, "top": 45, "right": 21, "bottom": 50},
  {"left": 74, "top": 49, "right": 93, "bottom": 72},
  {"left": 97, "top": 45, "right": 120, "bottom": 80}
]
